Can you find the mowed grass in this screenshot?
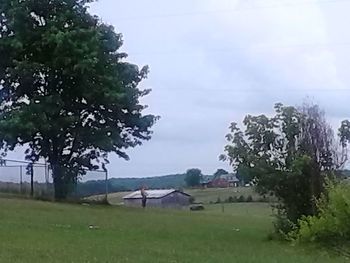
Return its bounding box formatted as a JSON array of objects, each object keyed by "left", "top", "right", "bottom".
[
  {"left": 90, "top": 187, "right": 259, "bottom": 205},
  {"left": 0, "top": 198, "right": 347, "bottom": 263},
  {"left": 186, "top": 187, "right": 259, "bottom": 203}
]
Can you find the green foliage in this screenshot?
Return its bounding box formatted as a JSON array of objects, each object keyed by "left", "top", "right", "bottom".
[
  {"left": 189, "top": 204, "right": 204, "bottom": 211},
  {"left": 184, "top": 168, "right": 202, "bottom": 187},
  {"left": 75, "top": 174, "right": 189, "bottom": 197},
  {"left": 0, "top": 0, "right": 157, "bottom": 199},
  {"left": 339, "top": 120, "right": 350, "bottom": 148},
  {"left": 291, "top": 183, "right": 350, "bottom": 248},
  {"left": 76, "top": 181, "right": 128, "bottom": 197},
  {"left": 227, "top": 196, "right": 237, "bottom": 203},
  {"left": 189, "top": 196, "right": 195, "bottom": 204},
  {"left": 213, "top": 169, "right": 229, "bottom": 178},
  {"left": 108, "top": 174, "right": 187, "bottom": 191},
  {"left": 183, "top": 187, "right": 259, "bottom": 204},
  {"left": 246, "top": 195, "right": 253, "bottom": 202},
  {"left": 237, "top": 195, "right": 245, "bottom": 202},
  {"left": 221, "top": 103, "right": 342, "bottom": 233},
  {"left": 272, "top": 204, "right": 297, "bottom": 239}
]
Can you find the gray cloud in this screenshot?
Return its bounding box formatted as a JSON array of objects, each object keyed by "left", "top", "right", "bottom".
[
  {"left": 87, "top": 0, "right": 350, "bottom": 178},
  {"left": 3, "top": 0, "right": 350, "bottom": 181}
]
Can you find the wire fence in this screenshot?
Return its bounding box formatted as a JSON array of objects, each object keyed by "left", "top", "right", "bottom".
[{"left": 0, "top": 159, "right": 108, "bottom": 201}]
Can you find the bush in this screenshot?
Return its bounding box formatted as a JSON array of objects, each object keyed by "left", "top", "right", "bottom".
[
  {"left": 215, "top": 197, "right": 221, "bottom": 204},
  {"left": 227, "top": 196, "right": 237, "bottom": 203},
  {"left": 189, "top": 196, "right": 195, "bottom": 204},
  {"left": 257, "top": 197, "right": 267, "bottom": 202},
  {"left": 246, "top": 195, "right": 253, "bottom": 202},
  {"left": 190, "top": 204, "right": 205, "bottom": 211},
  {"left": 291, "top": 183, "right": 350, "bottom": 246},
  {"left": 237, "top": 195, "right": 245, "bottom": 202},
  {"left": 272, "top": 205, "right": 297, "bottom": 239}
]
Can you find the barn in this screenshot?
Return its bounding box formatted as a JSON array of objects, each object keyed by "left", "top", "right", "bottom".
[{"left": 123, "top": 189, "right": 191, "bottom": 208}]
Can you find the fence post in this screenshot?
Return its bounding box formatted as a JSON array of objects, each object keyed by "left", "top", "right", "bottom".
[
  {"left": 19, "top": 166, "right": 23, "bottom": 194},
  {"left": 105, "top": 169, "right": 108, "bottom": 201},
  {"left": 44, "top": 161, "right": 49, "bottom": 193},
  {"left": 30, "top": 163, "right": 34, "bottom": 197}
]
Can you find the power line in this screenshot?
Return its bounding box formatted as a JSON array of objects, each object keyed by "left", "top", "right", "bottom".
[{"left": 113, "top": 0, "right": 350, "bottom": 21}]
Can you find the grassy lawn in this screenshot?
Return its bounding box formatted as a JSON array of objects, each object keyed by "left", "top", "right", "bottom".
[
  {"left": 0, "top": 198, "right": 347, "bottom": 263},
  {"left": 186, "top": 187, "right": 260, "bottom": 203},
  {"left": 202, "top": 202, "right": 273, "bottom": 217},
  {"left": 89, "top": 187, "right": 261, "bottom": 205}
]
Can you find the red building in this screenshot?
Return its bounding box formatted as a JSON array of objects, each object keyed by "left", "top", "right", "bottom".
[{"left": 201, "top": 173, "right": 240, "bottom": 188}]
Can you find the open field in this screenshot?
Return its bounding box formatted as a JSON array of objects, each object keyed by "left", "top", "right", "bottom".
[
  {"left": 186, "top": 187, "right": 260, "bottom": 203},
  {"left": 88, "top": 187, "right": 263, "bottom": 205},
  {"left": 0, "top": 198, "right": 347, "bottom": 263},
  {"left": 85, "top": 191, "right": 132, "bottom": 205}
]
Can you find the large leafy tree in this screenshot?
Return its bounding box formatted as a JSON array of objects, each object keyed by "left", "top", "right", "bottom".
[
  {"left": 221, "top": 103, "right": 343, "bottom": 227},
  {"left": 0, "top": 0, "right": 158, "bottom": 199},
  {"left": 184, "top": 168, "right": 202, "bottom": 187},
  {"left": 213, "top": 168, "right": 228, "bottom": 179}
]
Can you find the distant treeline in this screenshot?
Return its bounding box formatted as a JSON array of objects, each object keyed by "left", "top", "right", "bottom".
[
  {"left": 0, "top": 174, "right": 188, "bottom": 197},
  {"left": 75, "top": 174, "right": 188, "bottom": 197},
  {"left": 2, "top": 170, "right": 349, "bottom": 198}
]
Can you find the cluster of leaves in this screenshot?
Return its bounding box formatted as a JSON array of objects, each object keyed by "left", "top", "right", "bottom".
[
  {"left": 0, "top": 0, "right": 157, "bottom": 199},
  {"left": 290, "top": 182, "right": 350, "bottom": 251},
  {"left": 213, "top": 168, "right": 229, "bottom": 178},
  {"left": 184, "top": 168, "right": 202, "bottom": 187},
  {"left": 213, "top": 195, "right": 254, "bottom": 204},
  {"left": 221, "top": 103, "right": 343, "bottom": 233},
  {"left": 227, "top": 195, "right": 253, "bottom": 203}
]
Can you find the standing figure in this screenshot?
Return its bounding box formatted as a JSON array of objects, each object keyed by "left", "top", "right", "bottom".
[{"left": 141, "top": 187, "right": 147, "bottom": 208}]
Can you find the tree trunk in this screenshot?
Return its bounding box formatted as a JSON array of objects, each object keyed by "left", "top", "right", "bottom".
[
  {"left": 310, "top": 161, "right": 323, "bottom": 216},
  {"left": 52, "top": 165, "right": 68, "bottom": 200}
]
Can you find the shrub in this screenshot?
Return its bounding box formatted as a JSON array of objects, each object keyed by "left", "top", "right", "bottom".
[
  {"left": 237, "top": 195, "right": 245, "bottom": 202},
  {"left": 227, "top": 196, "right": 237, "bottom": 203},
  {"left": 246, "top": 195, "right": 253, "bottom": 202},
  {"left": 273, "top": 204, "right": 297, "bottom": 238},
  {"left": 190, "top": 204, "right": 205, "bottom": 211},
  {"left": 257, "top": 197, "right": 268, "bottom": 202},
  {"left": 189, "top": 196, "right": 195, "bottom": 204},
  {"left": 291, "top": 183, "right": 350, "bottom": 246},
  {"left": 216, "top": 197, "right": 221, "bottom": 204}
]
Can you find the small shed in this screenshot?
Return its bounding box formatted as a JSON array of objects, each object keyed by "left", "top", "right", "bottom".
[{"left": 123, "top": 189, "right": 191, "bottom": 208}]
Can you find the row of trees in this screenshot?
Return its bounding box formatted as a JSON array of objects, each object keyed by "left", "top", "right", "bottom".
[
  {"left": 221, "top": 102, "right": 350, "bottom": 234},
  {"left": 184, "top": 168, "right": 233, "bottom": 187}
]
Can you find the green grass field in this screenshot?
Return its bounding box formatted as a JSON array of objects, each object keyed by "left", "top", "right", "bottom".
[
  {"left": 186, "top": 187, "right": 260, "bottom": 203},
  {"left": 0, "top": 198, "right": 347, "bottom": 263},
  {"left": 89, "top": 187, "right": 262, "bottom": 205}
]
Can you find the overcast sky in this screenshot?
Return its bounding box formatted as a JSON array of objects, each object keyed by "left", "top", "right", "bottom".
[
  {"left": 4, "top": 0, "right": 350, "bottom": 181},
  {"left": 87, "top": 0, "right": 350, "bottom": 179}
]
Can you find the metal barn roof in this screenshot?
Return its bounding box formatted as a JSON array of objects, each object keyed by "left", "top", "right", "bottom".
[{"left": 123, "top": 189, "right": 189, "bottom": 199}]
